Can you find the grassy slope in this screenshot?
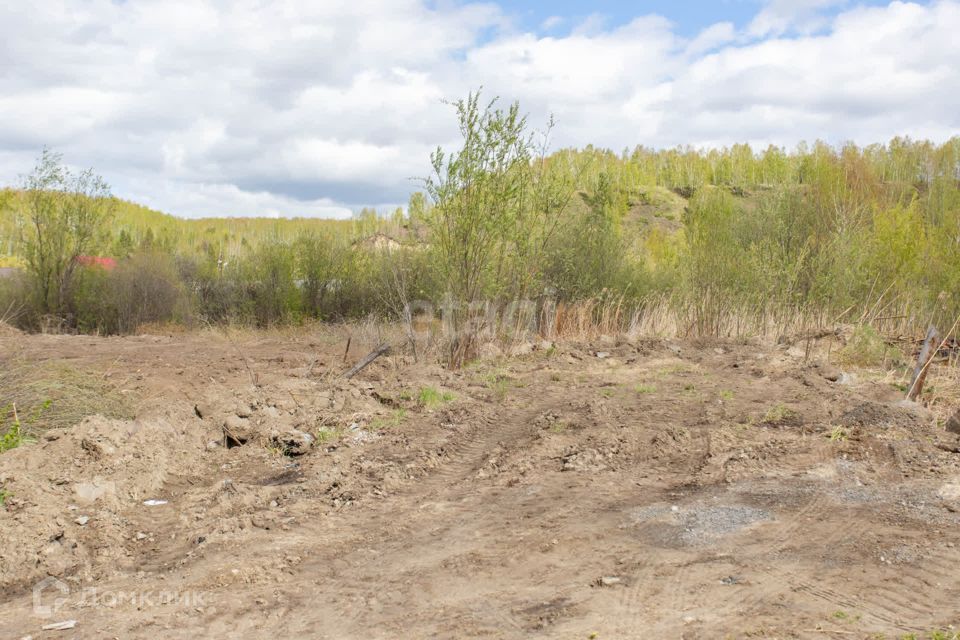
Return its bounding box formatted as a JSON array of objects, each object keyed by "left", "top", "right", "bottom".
[{"left": 0, "top": 188, "right": 364, "bottom": 261}]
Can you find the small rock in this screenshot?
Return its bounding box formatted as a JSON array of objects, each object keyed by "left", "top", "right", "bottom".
[
  {"left": 937, "top": 482, "right": 960, "bottom": 500},
  {"left": 946, "top": 410, "right": 960, "bottom": 435},
  {"left": 136, "top": 532, "right": 148, "bottom": 540},
  {"left": 74, "top": 516, "right": 89, "bottom": 526},
  {"left": 837, "top": 372, "right": 857, "bottom": 385},
  {"left": 270, "top": 429, "right": 314, "bottom": 456},
  {"left": 598, "top": 576, "right": 622, "bottom": 587},
  {"left": 74, "top": 480, "right": 115, "bottom": 504},
  {"left": 262, "top": 406, "right": 281, "bottom": 418},
  {"left": 223, "top": 415, "right": 254, "bottom": 444},
  {"left": 41, "top": 621, "right": 76, "bottom": 631},
  {"left": 822, "top": 366, "right": 842, "bottom": 382},
  {"left": 194, "top": 403, "right": 209, "bottom": 419}
]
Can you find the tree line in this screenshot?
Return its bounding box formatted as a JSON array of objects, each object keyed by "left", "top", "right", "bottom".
[{"left": 1, "top": 92, "right": 958, "bottom": 364}]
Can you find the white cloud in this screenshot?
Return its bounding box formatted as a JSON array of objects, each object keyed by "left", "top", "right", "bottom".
[
  {"left": 540, "top": 15, "right": 564, "bottom": 31},
  {"left": 0, "top": 1, "right": 957, "bottom": 218},
  {"left": 686, "top": 21, "right": 737, "bottom": 55},
  {"left": 748, "top": 0, "right": 847, "bottom": 37},
  {"left": 128, "top": 179, "right": 354, "bottom": 220}
]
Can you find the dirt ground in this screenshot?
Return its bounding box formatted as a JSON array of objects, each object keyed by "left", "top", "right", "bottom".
[{"left": 1, "top": 328, "right": 960, "bottom": 639}]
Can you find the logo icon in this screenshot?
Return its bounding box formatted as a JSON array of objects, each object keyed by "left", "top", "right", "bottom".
[{"left": 32, "top": 577, "right": 69, "bottom": 617}]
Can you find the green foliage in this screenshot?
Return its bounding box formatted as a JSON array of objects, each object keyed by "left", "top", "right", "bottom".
[
  {"left": 295, "top": 232, "right": 345, "bottom": 319},
  {"left": 483, "top": 371, "right": 512, "bottom": 400},
  {"left": 0, "top": 420, "right": 29, "bottom": 452},
  {"left": 314, "top": 425, "right": 343, "bottom": 444},
  {"left": 762, "top": 403, "right": 797, "bottom": 425},
  {"left": 245, "top": 240, "right": 301, "bottom": 326},
  {"left": 422, "top": 91, "right": 574, "bottom": 363},
  {"left": 417, "top": 387, "right": 454, "bottom": 409},
  {"left": 2, "top": 108, "right": 960, "bottom": 343},
  {"left": 0, "top": 402, "right": 44, "bottom": 453},
  {"left": 837, "top": 325, "right": 898, "bottom": 367},
  {"left": 544, "top": 173, "right": 646, "bottom": 300},
  {"left": 828, "top": 426, "right": 849, "bottom": 442},
  {"left": 371, "top": 408, "right": 408, "bottom": 430},
  {"left": 15, "top": 149, "right": 113, "bottom": 316}
]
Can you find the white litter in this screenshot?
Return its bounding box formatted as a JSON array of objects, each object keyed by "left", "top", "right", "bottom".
[
  {"left": 41, "top": 620, "right": 76, "bottom": 631},
  {"left": 143, "top": 499, "right": 168, "bottom": 506}
]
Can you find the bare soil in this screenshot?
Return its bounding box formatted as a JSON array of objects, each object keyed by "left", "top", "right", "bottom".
[{"left": 1, "top": 330, "right": 959, "bottom": 639}]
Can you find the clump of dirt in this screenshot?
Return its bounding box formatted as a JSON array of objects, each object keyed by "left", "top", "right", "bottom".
[
  {"left": 838, "top": 400, "right": 927, "bottom": 430},
  {"left": 651, "top": 425, "right": 692, "bottom": 454},
  {"left": 0, "top": 414, "right": 204, "bottom": 591}
]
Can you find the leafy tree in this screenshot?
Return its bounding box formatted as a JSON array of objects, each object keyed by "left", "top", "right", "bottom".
[
  {"left": 17, "top": 148, "right": 112, "bottom": 317},
  {"left": 422, "top": 91, "right": 573, "bottom": 365}
]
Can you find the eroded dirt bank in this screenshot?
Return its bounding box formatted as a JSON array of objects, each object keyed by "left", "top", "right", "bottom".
[{"left": 1, "top": 330, "right": 959, "bottom": 639}]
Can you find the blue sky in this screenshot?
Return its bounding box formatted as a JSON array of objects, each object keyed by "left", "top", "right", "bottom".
[
  {"left": 0, "top": 0, "right": 955, "bottom": 218},
  {"left": 501, "top": 0, "right": 895, "bottom": 36},
  {"left": 505, "top": 0, "right": 762, "bottom": 35}
]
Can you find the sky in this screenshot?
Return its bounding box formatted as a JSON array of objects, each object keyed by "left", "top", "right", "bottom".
[{"left": 0, "top": 0, "right": 956, "bottom": 219}]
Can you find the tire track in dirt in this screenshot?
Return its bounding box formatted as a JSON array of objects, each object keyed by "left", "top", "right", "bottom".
[
  {"left": 616, "top": 427, "right": 714, "bottom": 634},
  {"left": 265, "top": 383, "right": 576, "bottom": 637},
  {"left": 617, "top": 432, "right": 867, "bottom": 631},
  {"left": 724, "top": 480, "right": 956, "bottom": 632},
  {"left": 424, "top": 386, "right": 569, "bottom": 486},
  {"left": 850, "top": 543, "right": 960, "bottom": 630},
  {"left": 615, "top": 552, "right": 665, "bottom": 634}
]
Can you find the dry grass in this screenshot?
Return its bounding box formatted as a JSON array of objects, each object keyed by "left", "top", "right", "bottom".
[{"left": 0, "top": 358, "right": 135, "bottom": 437}]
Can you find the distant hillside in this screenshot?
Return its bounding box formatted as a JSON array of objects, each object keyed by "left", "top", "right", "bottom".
[{"left": 0, "top": 188, "right": 391, "bottom": 261}]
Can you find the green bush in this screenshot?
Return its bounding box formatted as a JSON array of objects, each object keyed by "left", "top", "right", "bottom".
[{"left": 837, "top": 325, "right": 900, "bottom": 367}]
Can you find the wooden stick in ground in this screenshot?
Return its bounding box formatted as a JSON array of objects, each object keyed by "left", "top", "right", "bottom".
[
  {"left": 907, "top": 325, "right": 939, "bottom": 401},
  {"left": 342, "top": 343, "right": 390, "bottom": 379}
]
